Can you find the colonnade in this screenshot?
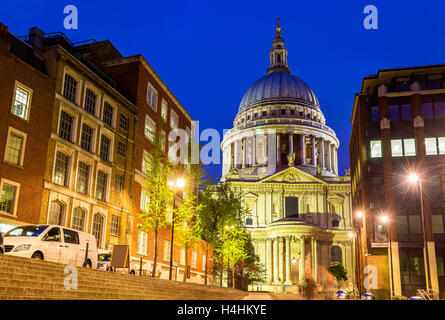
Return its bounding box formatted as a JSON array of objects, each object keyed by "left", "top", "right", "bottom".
[{"left": 224, "top": 131, "right": 338, "bottom": 175}]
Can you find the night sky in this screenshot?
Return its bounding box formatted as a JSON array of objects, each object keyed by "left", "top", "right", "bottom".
[{"left": 2, "top": 0, "right": 445, "bottom": 180}]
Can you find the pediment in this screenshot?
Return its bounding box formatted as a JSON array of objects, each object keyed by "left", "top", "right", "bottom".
[{"left": 259, "top": 167, "right": 325, "bottom": 184}]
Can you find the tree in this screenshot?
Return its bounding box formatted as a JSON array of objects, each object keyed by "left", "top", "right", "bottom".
[
  {"left": 217, "top": 225, "right": 250, "bottom": 288},
  {"left": 234, "top": 234, "right": 266, "bottom": 286},
  {"left": 198, "top": 180, "right": 248, "bottom": 286},
  {"left": 174, "top": 188, "right": 203, "bottom": 282},
  {"left": 139, "top": 128, "right": 175, "bottom": 278},
  {"left": 327, "top": 263, "right": 348, "bottom": 289}
]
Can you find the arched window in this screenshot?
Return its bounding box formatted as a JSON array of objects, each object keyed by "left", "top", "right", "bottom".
[
  {"left": 72, "top": 207, "right": 86, "bottom": 231},
  {"left": 49, "top": 201, "right": 65, "bottom": 225},
  {"left": 331, "top": 245, "right": 342, "bottom": 264},
  {"left": 92, "top": 213, "right": 104, "bottom": 247},
  {"left": 246, "top": 218, "right": 253, "bottom": 225}
]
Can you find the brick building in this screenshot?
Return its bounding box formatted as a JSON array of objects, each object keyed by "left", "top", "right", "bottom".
[
  {"left": 350, "top": 64, "right": 445, "bottom": 299},
  {"left": 0, "top": 25, "right": 212, "bottom": 284}
]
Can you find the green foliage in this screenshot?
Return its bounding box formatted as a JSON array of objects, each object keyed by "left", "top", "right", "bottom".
[
  {"left": 234, "top": 233, "right": 266, "bottom": 284},
  {"left": 217, "top": 226, "right": 250, "bottom": 269},
  {"left": 327, "top": 263, "right": 348, "bottom": 286}
]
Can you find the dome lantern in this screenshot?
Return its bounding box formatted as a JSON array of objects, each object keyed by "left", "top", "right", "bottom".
[{"left": 267, "top": 18, "right": 290, "bottom": 75}]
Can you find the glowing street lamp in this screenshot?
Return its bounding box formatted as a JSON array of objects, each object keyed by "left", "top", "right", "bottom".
[
  {"left": 407, "top": 173, "right": 432, "bottom": 294},
  {"left": 356, "top": 211, "right": 364, "bottom": 219},
  {"left": 168, "top": 177, "right": 185, "bottom": 281},
  {"left": 380, "top": 214, "right": 394, "bottom": 298}
]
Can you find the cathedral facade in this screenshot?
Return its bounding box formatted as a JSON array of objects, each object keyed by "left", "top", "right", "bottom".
[{"left": 220, "top": 21, "right": 354, "bottom": 292}]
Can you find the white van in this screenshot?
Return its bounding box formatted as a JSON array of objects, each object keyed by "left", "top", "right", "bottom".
[{"left": 3, "top": 224, "right": 98, "bottom": 268}]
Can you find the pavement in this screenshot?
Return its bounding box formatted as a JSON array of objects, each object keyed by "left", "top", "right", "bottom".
[{"left": 243, "top": 292, "right": 328, "bottom": 300}]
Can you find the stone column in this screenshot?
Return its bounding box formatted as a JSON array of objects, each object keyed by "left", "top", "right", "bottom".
[
  {"left": 311, "top": 136, "right": 316, "bottom": 166},
  {"left": 273, "top": 237, "right": 280, "bottom": 284},
  {"left": 289, "top": 133, "right": 294, "bottom": 154},
  {"left": 334, "top": 147, "right": 338, "bottom": 175},
  {"left": 234, "top": 140, "right": 239, "bottom": 169},
  {"left": 285, "top": 237, "right": 292, "bottom": 285},
  {"left": 320, "top": 139, "right": 325, "bottom": 169},
  {"left": 252, "top": 134, "right": 256, "bottom": 166},
  {"left": 300, "top": 134, "right": 306, "bottom": 165},
  {"left": 311, "top": 237, "right": 318, "bottom": 283},
  {"left": 279, "top": 238, "right": 284, "bottom": 283},
  {"left": 242, "top": 138, "right": 246, "bottom": 168},
  {"left": 327, "top": 141, "right": 332, "bottom": 172},
  {"left": 276, "top": 133, "right": 281, "bottom": 165},
  {"left": 299, "top": 236, "right": 305, "bottom": 284},
  {"left": 266, "top": 239, "right": 273, "bottom": 284}
]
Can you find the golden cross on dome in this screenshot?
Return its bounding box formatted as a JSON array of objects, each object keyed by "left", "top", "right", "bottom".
[{"left": 276, "top": 18, "right": 281, "bottom": 35}]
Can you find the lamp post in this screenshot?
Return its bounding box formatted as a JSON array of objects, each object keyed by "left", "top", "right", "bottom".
[
  {"left": 168, "top": 177, "right": 185, "bottom": 281},
  {"left": 354, "top": 211, "right": 364, "bottom": 297},
  {"left": 408, "top": 174, "right": 432, "bottom": 294},
  {"left": 380, "top": 215, "right": 394, "bottom": 298}
]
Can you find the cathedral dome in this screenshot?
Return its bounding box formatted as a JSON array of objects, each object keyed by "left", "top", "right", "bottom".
[{"left": 238, "top": 72, "right": 320, "bottom": 113}]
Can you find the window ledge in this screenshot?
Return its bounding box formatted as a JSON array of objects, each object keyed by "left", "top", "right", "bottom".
[
  {"left": 8, "top": 112, "right": 30, "bottom": 123},
  {"left": 3, "top": 161, "right": 24, "bottom": 169}
]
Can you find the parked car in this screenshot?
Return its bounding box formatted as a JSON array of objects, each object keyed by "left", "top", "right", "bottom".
[
  {"left": 0, "top": 232, "right": 4, "bottom": 254},
  {"left": 97, "top": 249, "right": 137, "bottom": 274},
  {"left": 3, "top": 224, "right": 98, "bottom": 268}
]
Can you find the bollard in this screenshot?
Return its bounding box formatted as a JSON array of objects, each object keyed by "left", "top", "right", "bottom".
[{"left": 83, "top": 242, "right": 89, "bottom": 267}]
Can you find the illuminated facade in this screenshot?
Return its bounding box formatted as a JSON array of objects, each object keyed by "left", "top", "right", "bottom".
[{"left": 221, "top": 21, "right": 354, "bottom": 292}]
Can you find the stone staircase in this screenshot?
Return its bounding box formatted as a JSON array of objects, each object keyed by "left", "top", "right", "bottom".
[{"left": 0, "top": 254, "right": 247, "bottom": 300}]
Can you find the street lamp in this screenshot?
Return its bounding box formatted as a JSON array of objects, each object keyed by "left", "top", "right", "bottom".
[
  {"left": 380, "top": 214, "right": 394, "bottom": 298},
  {"left": 348, "top": 231, "right": 360, "bottom": 298},
  {"left": 168, "top": 177, "right": 185, "bottom": 281},
  {"left": 408, "top": 173, "right": 432, "bottom": 294}
]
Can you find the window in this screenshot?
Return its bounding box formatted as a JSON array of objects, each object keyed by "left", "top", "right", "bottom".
[
  {"left": 12, "top": 85, "right": 31, "bottom": 119},
  {"left": 76, "top": 161, "right": 90, "bottom": 194},
  {"left": 59, "top": 111, "right": 73, "bottom": 141},
  {"left": 161, "top": 100, "right": 168, "bottom": 122},
  {"left": 391, "top": 140, "right": 403, "bottom": 157},
  {"left": 409, "top": 215, "right": 421, "bottom": 234},
  {"left": 397, "top": 216, "right": 409, "bottom": 234},
  {"left": 191, "top": 250, "right": 197, "bottom": 268},
  {"left": 180, "top": 248, "right": 186, "bottom": 265},
  {"left": 117, "top": 141, "right": 126, "bottom": 157},
  {"left": 119, "top": 114, "right": 129, "bottom": 131},
  {"left": 110, "top": 215, "right": 120, "bottom": 236},
  {"left": 80, "top": 124, "right": 93, "bottom": 152},
  {"left": 84, "top": 89, "right": 96, "bottom": 115},
  {"left": 285, "top": 197, "right": 299, "bottom": 218},
  {"left": 5, "top": 131, "right": 25, "bottom": 165},
  {"left": 403, "top": 139, "right": 416, "bottom": 156},
  {"left": 422, "top": 103, "right": 434, "bottom": 119},
  {"left": 137, "top": 231, "right": 148, "bottom": 255},
  {"left": 43, "top": 227, "right": 61, "bottom": 242},
  {"left": 246, "top": 218, "right": 253, "bottom": 225},
  {"left": 63, "top": 229, "right": 80, "bottom": 244},
  {"left": 92, "top": 213, "right": 104, "bottom": 246},
  {"left": 103, "top": 102, "right": 113, "bottom": 126},
  {"left": 435, "top": 102, "right": 445, "bottom": 119},
  {"left": 160, "top": 130, "right": 166, "bottom": 151},
  {"left": 202, "top": 255, "right": 207, "bottom": 271},
  {"left": 400, "top": 104, "right": 412, "bottom": 120},
  {"left": 142, "top": 150, "right": 150, "bottom": 173},
  {"left": 0, "top": 183, "right": 17, "bottom": 214},
  {"left": 96, "top": 170, "right": 108, "bottom": 201},
  {"left": 331, "top": 246, "right": 342, "bottom": 264},
  {"left": 54, "top": 151, "right": 69, "bottom": 187},
  {"left": 114, "top": 174, "right": 123, "bottom": 193},
  {"left": 370, "top": 106, "right": 379, "bottom": 122},
  {"left": 170, "top": 111, "right": 179, "bottom": 129},
  {"left": 63, "top": 74, "right": 78, "bottom": 103},
  {"left": 432, "top": 215, "right": 444, "bottom": 234},
  {"left": 163, "top": 240, "right": 171, "bottom": 261},
  {"left": 438, "top": 138, "right": 445, "bottom": 155},
  {"left": 72, "top": 207, "right": 85, "bottom": 231},
  {"left": 99, "top": 135, "right": 111, "bottom": 161},
  {"left": 140, "top": 190, "right": 149, "bottom": 211},
  {"left": 48, "top": 201, "right": 64, "bottom": 225},
  {"left": 370, "top": 140, "right": 382, "bottom": 158},
  {"left": 144, "top": 117, "right": 155, "bottom": 142},
  {"left": 425, "top": 138, "right": 438, "bottom": 155},
  {"left": 147, "top": 84, "right": 157, "bottom": 110}
]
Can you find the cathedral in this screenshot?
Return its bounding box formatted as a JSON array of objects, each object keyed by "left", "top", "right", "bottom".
[{"left": 220, "top": 20, "right": 354, "bottom": 292}]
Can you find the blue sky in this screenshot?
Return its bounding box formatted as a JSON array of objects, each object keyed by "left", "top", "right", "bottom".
[{"left": 2, "top": 0, "right": 445, "bottom": 179}]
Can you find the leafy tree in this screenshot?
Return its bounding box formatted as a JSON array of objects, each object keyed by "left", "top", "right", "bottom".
[
  {"left": 217, "top": 225, "right": 250, "bottom": 288},
  {"left": 234, "top": 234, "right": 266, "bottom": 285},
  {"left": 327, "top": 263, "right": 348, "bottom": 289},
  {"left": 174, "top": 186, "right": 203, "bottom": 282},
  {"left": 139, "top": 128, "right": 175, "bottom": 278}
]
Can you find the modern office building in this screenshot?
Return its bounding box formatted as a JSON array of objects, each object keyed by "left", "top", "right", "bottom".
[
  {"left": 221, "top": 21, "right": 353, "bottom": 292},
  {"left": 350, "top": 64, "right": 445, "bottom": 299}
]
